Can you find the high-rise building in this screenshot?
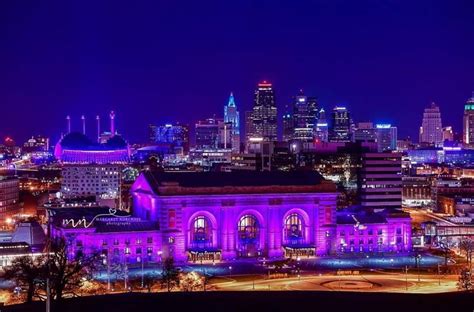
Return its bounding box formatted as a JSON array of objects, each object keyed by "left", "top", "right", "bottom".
[
  {"left": 442, "top": 126, "right": 454, "bottom": 143},
  {"left": 329, "top": 106, "right": 352, "bottom": 142},
  {"left": 292, "top": 90, "right": 318, "bottom": 142},
  {"left": 154, "top": 123, "right": 190, "bottom": 153},
  {"left": 245, "top": 111, "right": 255, "bottom": 146},
  {"left": 359, "top": 153, "right": 402, "bottom": 211},
  {"left": 375, "top": 124, "right": 397, "bottom": 152},
  {"left": 61, "top": 164, "right": 122, "bottom": 208},
  {"left": 23, "top": 135, "right": 49, "bottom": 153},
  {"left": 314, "top": 108, "right": 328, "bottom": 142},
  {"left": 282, "top": 104, "right": 293, "bottom": 142},
  {"left": 248, "top": 81, "right": 278, "bottom": 142},
  {"left": 354, "top": 122, "right": 377, "bottom": 143},
  {"left": 195, "top": 118, "right": 234, "bottom": 150},
  {"left": 224, "top": 93, "right": 241, "bottom": 152},
  {"left": 463, "top": 93, "right": 474, "bottom": 147},
  {"left": 195, "top": 119, "right": 220, "bottom": 149},
  {"left": 419, "top": 102, "right": 443, "bottom": 146},
  {"left": 148, "top": 124, "right": 157, "bottom": 143},
  {"left": 0, "top": 177, "right": 20, "bottom": 219}
]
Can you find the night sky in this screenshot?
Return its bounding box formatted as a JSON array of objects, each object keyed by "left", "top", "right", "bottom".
[{"left": 1, "top": 0, "right": 474, "bottom": 144}]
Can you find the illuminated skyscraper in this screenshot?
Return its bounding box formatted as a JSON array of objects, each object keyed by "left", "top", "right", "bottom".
[
  {"left": 195, "top": 119, "right": 219, "bottom": 149},
  {"left": 195, "top": 118, "right": 233, "bottom": 149},
  {"left": 354, "top": 122, "right": 377, "bottom": 143},
  {"left": 419, "top": 102, "right": 443, "bottom": 147},
  {"left": 224, "top": 92, "right": 240, "bottom": 152},
  {"left": 248, "top": 81, "right": 277, "bottom": 142},
  {"left": 282, "top": 104, "right": 293, "bottom": 142},
  {"left": 154, "top": 123, "right": 190, "bottom": 153},
  {"left": 443, "top": 126, "right": 454, "bottom": 142},
  {"left": 375, "top": 124, "right": 397, "bottom": 152},
  {"left": 314, "top": 108, "right": 328, "bottom": 142},
  {"left": 463, "top": 93, "right": 474, "bottom": 147},
  {"left": 329, "top": 106, "right": 351, "bottom": 142},
  {"left": 292, "top": 90, "right": 318, "bottom": 142}
]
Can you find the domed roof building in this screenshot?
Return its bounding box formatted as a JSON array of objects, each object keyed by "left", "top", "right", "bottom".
[{"left": 55, "top": 113, "right": 130, "bottom": 164}]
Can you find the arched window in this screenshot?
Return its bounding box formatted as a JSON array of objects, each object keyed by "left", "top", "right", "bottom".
[
  {"left": 285, "top": 213, "right": 303, "bottom": 241},
  {"left": 238, "top": 215, "right": 259, "bottom": 240},
  {"left": 192, "top": 216, "right": 211, "bottom": 243}
]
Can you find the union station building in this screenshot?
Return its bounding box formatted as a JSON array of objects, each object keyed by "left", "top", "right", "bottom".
[
  {"left": 49, "top": 171, "right": 411, "bottom": 264},
  {"left": 130, "top": 171, "right": 411, "bottom": 262}
]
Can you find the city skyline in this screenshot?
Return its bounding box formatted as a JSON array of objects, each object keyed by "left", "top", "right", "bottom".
[{"left": 1, "top": 1, "right": 474, "bottom": 143}]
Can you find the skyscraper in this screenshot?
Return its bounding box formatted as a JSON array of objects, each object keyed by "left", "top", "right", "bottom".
[
  {"left": 224, "top": 92, "right": 240, "bottom": 152},
  {"left": 282, "top": 104, "right": 293, "bottom": 142},
  {"left": 359, "top": 153, "right": 402, "bottom": 211},
  {"left": 292, "top": 90, "right": 318, "bottom": 142},
  {"left": 155, "top": 123, "right": 190, "bottom": 153},
  {"left": 354, "top": 122, "right": 377, "bottom": 143},
  {"left": 195, "top": 118, "right": 220, "bottom": 149},
  {"left": 375, "top": 124, "right": 397, "bottom": 152},
  {"left": 314, "top": 108, "right": 328, "bottom": 142},
  {"left": 248, "top": 81, "right": 278, "bottom": 142},
  {"left": 195, "top": 118, "right": 233, "bottom": 150},
  {"left": 463, "top": 93, "right": 474, "bottom": 147},
  {"left": 419, "top": 102, "right": 443, "bottom": 147},
  {"left": 148, "top": 124, "right": 157, "bottom": 143},
  {"left": 329, "top": 106, "right": 351, "bottom": 142}
]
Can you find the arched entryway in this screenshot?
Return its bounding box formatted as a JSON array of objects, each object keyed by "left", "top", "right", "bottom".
[
  {"left": 282, "top": 210, "right": 314, "bottom": 258},
  {"left": 237, "top": 214, "right": 261, "bottom": 258},
  {"left": 187, "top": 212, "right": 220, "bottom": 262}
]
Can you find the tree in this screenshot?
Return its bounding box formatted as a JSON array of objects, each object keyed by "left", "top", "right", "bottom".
[
  {"left": 143, "top": 274, "right": 159, "bottom": 293},
  {"left": 457, "top": 268, "right": 473, "bottom": 291},
  {"left": 43, "top": 237, "right": 100, "bottom": 302},
  {"left": 459, "top": 238, "right": 474, "bottom": 270},
  {"left": 109, "top": 255, "right": 129, "bottom": 291},
  {"left": 3, "top": 255, "right": 46, "bottom": 303},
  {"left": 160, "top": 257, "right": 180, "bottom": 292},
  {"left": 180, "top": 272, "right": 204, "bottom": 292}
]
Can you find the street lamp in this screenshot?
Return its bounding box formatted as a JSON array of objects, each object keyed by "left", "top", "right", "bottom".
[
  {"left": 415, "top": 254, "right": 422, "bottom": 282},
  {"left": 229, "top": 266, "right": 232, "bottom": 278},
  {"left": 437, "top": 263, "right": 441, "bottom": 286},
  {"left": 404, "top": 265, "right": 408, "bottom": 291}
]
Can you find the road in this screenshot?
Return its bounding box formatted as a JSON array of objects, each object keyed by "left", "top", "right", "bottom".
[
  {"left": 404, "top": 208, "right": 456, "bottom": 226},
  {"left": 211, "top": 272, "right": 459, "bottom": 294}
]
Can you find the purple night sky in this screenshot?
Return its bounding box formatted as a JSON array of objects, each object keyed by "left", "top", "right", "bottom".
[{"left": 1, "top": 0, "right": 473, "bottom": 144}]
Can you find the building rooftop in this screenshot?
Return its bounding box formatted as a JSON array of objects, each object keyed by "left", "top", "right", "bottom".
[
  {"left": 139, "top": 170, "right": 336, "bottom": 196},
  {"left": 336, "top": 209, "right": 410, "bottom": 225}
]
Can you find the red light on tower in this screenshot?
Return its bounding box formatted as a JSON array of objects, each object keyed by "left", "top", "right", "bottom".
[{"left": 258, "top": 80, "right": 272, "bottom": 87}]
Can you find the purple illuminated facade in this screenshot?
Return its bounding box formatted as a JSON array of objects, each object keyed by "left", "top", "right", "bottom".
[
  {"left": 336, "top": 211, "right": 412, "bottom": 253},
  {"left": 48, "top": 208, "right": 161, "bottom": 264},
  {"left": 49, "top": 171, "right": 411, "bottom": 264},
  {"left": 131, "top": 171, "right": 338, "bottom": 261},
  {"left": 54, "top": 148, "right": 130, "bottom": 164},
  {"left": 54, "top": 131, "right": 130, "bottom": 164}
]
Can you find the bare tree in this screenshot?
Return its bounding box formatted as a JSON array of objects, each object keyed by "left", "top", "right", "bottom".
[
  {"left": 3, "top": 255, "right": 46, "bottom": 303},
  {"left": 457, "top": 267, "right": 472, "bottom": 291},
  {"left": 160, "top": 257, "right": 180, "bottom": 292},
  {"left": 43, "top": 237, "right": 100, "bottom": 301},
  {"left": 459, "top": 238, "right": 474, "bottom": 270}
]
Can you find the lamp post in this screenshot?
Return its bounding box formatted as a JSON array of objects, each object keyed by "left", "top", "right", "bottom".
[
  {"left": 229, "top": 266, "right": 232, "bottom": 279},
  {"left": 297, "top": 257, "right": 301, "bottom": 279},
  {"left": 405, "top": 265, "right": 408, "bottom": 291},
  {"left": 415, "top": 254, "right": 421, "bottom": 282},
  {"left": 437, "top": 263, "right": 441, "bottom": 286},
  {"left": 141, "top": 257, "right": 145, "bottom": 288}
]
